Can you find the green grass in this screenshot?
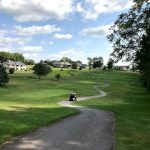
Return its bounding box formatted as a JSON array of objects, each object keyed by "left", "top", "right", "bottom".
[
  {"left": 0, "top": 68, "right": 150, "bottom": 150},
  {"left": 0, "top": 68, "right": 98, "bottom": 144},
  {"left": 75, "top": 71, "right": 150, "bottom": 150}
]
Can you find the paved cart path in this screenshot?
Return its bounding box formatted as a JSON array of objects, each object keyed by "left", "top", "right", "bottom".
[{"left": 0, "top": 86, "right": 115, "bottom": 150}]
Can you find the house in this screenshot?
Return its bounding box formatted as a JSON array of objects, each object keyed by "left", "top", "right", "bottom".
[
  {"left": 53, "top": 61, "right": 71, "bottom": 68},
  {"left": 76, "top": 62, "right": 82, "bottom": 68},
  {"left": 3, "top": 60, "right": 27, "bottom": 71},
  {"left": 121, "top": 66, "right": 131, "bottom": 71},
  {"left": 76, "top": 62, "right": 87, "bottom": 69}
]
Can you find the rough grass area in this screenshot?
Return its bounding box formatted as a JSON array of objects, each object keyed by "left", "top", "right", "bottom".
[{"left": 75, "top": 71, "right": 150, "bottom": 150}]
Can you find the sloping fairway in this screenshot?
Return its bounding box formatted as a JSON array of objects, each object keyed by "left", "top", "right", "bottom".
[
  {"left": 76, "top": 70, "right": 150, "bottom": 150},
  {"left": 0, "top": 69, "right": 150, "bottom": 150}
]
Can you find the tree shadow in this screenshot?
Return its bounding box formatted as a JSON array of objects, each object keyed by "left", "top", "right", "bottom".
[{"left": 0, "top": 106, "right": 79, "bottom": 145}]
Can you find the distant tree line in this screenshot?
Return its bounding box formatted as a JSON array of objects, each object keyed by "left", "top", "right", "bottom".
[{"left": 0, "top": 52, "right": 35, "bottom": 65}]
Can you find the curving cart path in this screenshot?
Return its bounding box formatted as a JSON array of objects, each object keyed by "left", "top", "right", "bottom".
[{"left": 0, "top": 86, "right": 115, "bottom": 150}]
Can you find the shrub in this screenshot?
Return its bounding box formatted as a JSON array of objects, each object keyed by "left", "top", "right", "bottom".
[
  {"left": 71, "top": 62, "right": 77, "bottom": 69},
  {"left": 9, "top": 68, "right": 15, "bottom": 74},
  {"left": 0, "top": 65, "right": 9, "bottom": 86},
  {"left": 102, "top": 66, "right": 107, "bottom": 71},
  {"left": 79, "top": 67, "right": 82, "bottom": 70},
  {"left": 55, "top": 73, "right": 62, "bottom": 81}
]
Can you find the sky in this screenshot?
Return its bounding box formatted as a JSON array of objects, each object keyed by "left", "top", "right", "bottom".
[{"left": 0, "top": 0, "right": 134, "bottom": 64}]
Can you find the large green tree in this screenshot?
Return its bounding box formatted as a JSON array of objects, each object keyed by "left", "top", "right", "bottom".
[
  {"left": 93, "top": 57, "right": 104, "bottom": 69},
  {"left": 25, "top": 59, "right": 35, "bottom": 65},
  {"left": 0, "top": 65, "right": 9, "bottom": 86},
  {"left": 107, "top": 0, "right": 150, "bottom": 89},
  {"left": 107, "top": 58, "right": 115, "bottom": 70},
  {"left": 33, "top": 63, "right": 52, "bottom": 79}
]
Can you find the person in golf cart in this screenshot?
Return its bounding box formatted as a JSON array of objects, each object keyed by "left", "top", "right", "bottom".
[{"left": 69, "top": 92, "right": 77, "bottom": 101}]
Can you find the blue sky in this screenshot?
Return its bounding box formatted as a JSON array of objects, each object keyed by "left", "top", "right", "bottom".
[{"left": 0, "top": 0, "right": 133, "bottom": 64}]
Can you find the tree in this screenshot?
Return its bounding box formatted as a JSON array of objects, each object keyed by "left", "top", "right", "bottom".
[
  {"left": 0, "top": 52, "right": 25, "bottom": 63},
  {"left": 60, "top": 57, "right": 73, "bottom": 64},
  {"left": 102, "top": 65, "right": 107, "bottom": 71},
  {"left": 0, "top": 65, "right": 9, "bottom": 86},
  {"left": 107, "top": 58, "right": 115, "bottom": 70},
  {"left": 93, "top": 57, "right": 104, "bottom": 69},
  {"left": 135, "top": 28, "right": 150, "bottom": 88},
  {"left": 0, "top": 52, "right": 13, "bottom": 62},
  {"left": 13, "top": 53, "right": 25, "bottom": 62},
  {"left": 87, "top": 57, "right": 93, "bottom": 69},
  {"left": 107, "top": 0, "right": 150, "bottom": 89},
  {"left": 55, "top": 73, "right": 62, "bottom": 81},
  {"left": 33, "top": 63, "right": 52, "bottom": 79},
  {"left": 72, "top": 62, "right": 77, "bottom": 69},
  {"left": 25, "top": 59, "right": 35, "bottom": 65},
  {"left": 9, "top": 68, "right": 15, "bottom": 74},
  {"left": 44, "top": 60, "right": 53, "bottom": 66}
]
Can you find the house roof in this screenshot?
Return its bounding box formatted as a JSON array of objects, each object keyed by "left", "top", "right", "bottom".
[
  {"left": 53, "top": 61, "right": 71, "bottom": 66},
  {"left": 3, "top": 60, "right": 25, "bottom": 66}
]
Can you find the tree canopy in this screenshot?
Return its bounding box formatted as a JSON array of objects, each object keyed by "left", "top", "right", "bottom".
[
  {"left": 0, "top": 52, "right": 25, "bottom": 63},
  {"left": 71, "top": 62, "right": 77, "bottom": 69},
  {"left": 93, "top": 57, "right": 104, "bottom": 69},
  {"left": 60, "top": 57, "right": 73, "bottom": 64},
  {"left": 24, "top": 59, "right": 35, "bottom": 65},
  {"left": 0, "top": 65, "right": 9, "bottom": 86},
  {"left": 107, "top": 58, "right": 115, "bottom": 70},
  {"left": 107, "top": 0, "right": 149, "bottom": 62},
  {"left": 33, "top": 62, "right": 52, "bottom": 79},
  {"left": 87, "top": 57, "right": 104, "bottom": 69},
  {"left": 107, "top": 0, "right": 150, "bottom": 89}
]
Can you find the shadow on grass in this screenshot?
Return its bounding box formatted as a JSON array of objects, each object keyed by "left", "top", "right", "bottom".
[
  {"left": 0, "top": 107, "right": 80, "bottom": 144},
  {"left": 77, "top": 102, "right": 150, "bottom": 149}
]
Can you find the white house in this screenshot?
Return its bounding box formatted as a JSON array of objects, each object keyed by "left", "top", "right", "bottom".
[
  {"left": 53, "top": 61, "right": 71, "bottom": 68},
  {"left": 3, "top": 60, "right": 27, "bottom": 71}
]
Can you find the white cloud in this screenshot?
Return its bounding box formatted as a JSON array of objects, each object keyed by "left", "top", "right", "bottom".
[
  {"left": 80, "top": 24, "right": 111, "bottom": 37},
  {"left": 0, "top": 0, "right": 73, "bottom": 22},
  {"left": 0, "top": 47, "right": 12, "bottom": 52},
  {"left": 54, "top": 33, "right": 72, "bottom": 40},
  {"left": 23, "top": 53, "right": 41, "bottom": 62},
  {"left": 41, "top": 41, "right": 54, "bottom": 45},
  {"left": 21, "top": 46, "right": 43, "bottom": 62},
  {"left": 14, "top": 25, "right": 61, "bottom": 36},
  {"left": 49, "top": 41, "right": 54, "bottom": 45},
  {"left": 0, "top": 37, "right": 30, "bottom": 47},
  {"left": 21, "top": 46, "right": 43, "bottom": 53},
  {"left": 77, "top": 0, "right": 133, "bottom": 20},
  {"left": 77, "top": 40, "right": 90, "bottom": 47},
  {"left": 0, "top": 30, "right": 8, "bottom": 37},
  {"left": 48, "top": 49, "right": 87, "bottom": 63}
]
